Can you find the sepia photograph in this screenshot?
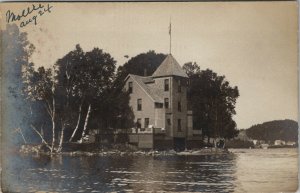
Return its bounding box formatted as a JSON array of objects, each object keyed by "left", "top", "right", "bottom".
[{"left": 0, "top": 1, "right": 298, "bottom": 192}]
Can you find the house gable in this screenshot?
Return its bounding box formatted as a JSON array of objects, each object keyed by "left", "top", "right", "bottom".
[{"left": 125, "top": 74, "right": 163, "bottom": 103}]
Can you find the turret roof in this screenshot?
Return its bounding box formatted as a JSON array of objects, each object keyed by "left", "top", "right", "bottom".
[{"left": 152, "top": 54, "right": 188, "bottom": 78}]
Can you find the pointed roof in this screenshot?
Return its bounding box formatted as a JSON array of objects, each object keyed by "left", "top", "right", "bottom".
[
  {"left": 152, "top": 54, "right": 188, "bottom": 78},
  {"left": 125, "top": 74, "right": 163, "bottom": 103}
]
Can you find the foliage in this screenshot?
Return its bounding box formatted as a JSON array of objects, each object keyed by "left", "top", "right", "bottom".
[
  {"left": 90, "top": 86, "right": 134, "bottom": 131},
  {"left": 1, "top": 24, "right": 37, "bottom": 145},
  {"left": 53, "top": 45, "right": 118, "bottom": 141},
  {"left": 182, "top": 62, "right": 200, "bottom": 77},
  {"left": 246, "top": 119, "right": 298, "bottom": 142},
  {"left": 20, "top": 41, "right": 135, "bottom": 149},
  {"left": 115, "top": 50, "right": 166, "bottom": 85},
  {"left": 183, "top": 62, "right": 240, "bottom": 140}
]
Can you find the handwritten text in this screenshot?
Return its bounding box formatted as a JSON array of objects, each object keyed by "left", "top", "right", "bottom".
[{"left": 6, "top": 4, "right": 53, "bottom": 28}]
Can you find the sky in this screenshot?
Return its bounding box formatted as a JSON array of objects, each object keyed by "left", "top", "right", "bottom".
[{"left": 1, "top": 2, "right": 298, "bottom": 129}]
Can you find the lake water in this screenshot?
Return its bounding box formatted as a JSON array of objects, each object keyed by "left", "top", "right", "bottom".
[{"left": 2, "top": 148, "right": 298, "bottom": 192}]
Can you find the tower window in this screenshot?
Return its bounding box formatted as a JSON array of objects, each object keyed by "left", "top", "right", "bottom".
[
  {"left": 178, "top": 119, "right": 182, "bottom": 132},
  {"left": 164, "top": 98, "right": 169, "bottom": 109},
  {"left": 164, "top": 79, "right": 169, "bottom": 91},
  {"left": 167, "top": 118, "right": 171, "bottom": 126},
  {"left": 128, "top": 82, "right": 133, "bottom": 93},
  {"left": 178, "top": 79, "right": 181, "bottom": 92},
  {"left": 137, "top": 99, "right": 142, "bottom": 111},
  {"left": 178, "top": 101, "right": 181, "bottom": 112}
]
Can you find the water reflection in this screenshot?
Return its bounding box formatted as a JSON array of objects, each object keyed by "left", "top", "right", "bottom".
[
  {"left": 125, "top": 155, "right": 237, "bottom": 192},
  {"left": 233, "top": 148, "right": 298, "bottom": 193},
  {"left": 1, "top": 149, "right": 298, "bottom": 192}
]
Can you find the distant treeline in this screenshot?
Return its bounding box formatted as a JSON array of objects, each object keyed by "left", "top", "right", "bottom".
[{"left": 245, "top": 119, "right": 298, "bottom": 142}]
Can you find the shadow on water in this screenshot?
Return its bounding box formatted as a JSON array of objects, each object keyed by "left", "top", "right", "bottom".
[{"left": 2, "top": 153, "right": 238, "bottom": 192}]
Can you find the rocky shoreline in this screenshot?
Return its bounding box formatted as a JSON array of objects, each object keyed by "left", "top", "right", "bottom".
[{"left": 19, "top": 144, "right": 230, "bottom": 157}]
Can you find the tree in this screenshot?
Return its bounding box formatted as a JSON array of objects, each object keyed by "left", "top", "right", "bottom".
[
  {"left": 88, "top": 85, "right": 134, "bottom": 134},
  {"left": 182, "top": 62, "right": 200, "bottom": 77},
  {"left": 115, "top": 50, "right": 166, "bottom": 86},
  {"left": 22, "top": 44, "right": 133, "bottom": 150},
  {"left": 2, "top": 24, "right": 35, "bottom": 147},
  {"left": 23, "top": 66, "right": 57, "bottom": 152},
  {"left": 53, "top": 45, "right": 118, "bottom": 143},
  {"left": 77, "top": 48, "right": 116, "bottom": 142},
  {"left": 246, "top": 119, "right": 298, "bottom": 143},
  {"left": 184, "top": 62, "right": 239, "bottom": 142},
  {"left": 54, "top": 44, "right": 86, "bottom": 143},
  {"left": 54, "top": 46, "right": 117, "bottom": 143}
]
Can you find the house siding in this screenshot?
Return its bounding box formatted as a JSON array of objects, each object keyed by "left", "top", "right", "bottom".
[
  {"left": 125, "top": 76, "right": 156, "bottom": 128},
  {"left": 171, "top": 76, "right": 188, "bottom": 138}
]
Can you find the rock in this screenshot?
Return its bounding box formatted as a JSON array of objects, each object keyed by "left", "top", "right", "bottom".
[{"left": 168, "top": 150, "right": 177, "bottom": 154}]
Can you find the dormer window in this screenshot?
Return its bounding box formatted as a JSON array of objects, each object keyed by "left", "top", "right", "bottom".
[
  {"left": 128, "top": 81, "right": 133, "bottom": 93},
  {"left": 164, "top": 79, "right": 169, "bottom": 91}
]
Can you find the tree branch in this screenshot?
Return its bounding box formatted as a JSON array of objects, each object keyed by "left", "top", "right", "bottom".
[
  {"left": 30, "top": 124, "right": 51, "bottom": 151},
  {"left": 43, "top": 103, "right": 52, "bottom": 118}
]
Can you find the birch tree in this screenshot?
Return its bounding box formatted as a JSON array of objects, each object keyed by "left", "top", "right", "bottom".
[
  {"left": 54, "top": 46, "right": 116, "bottom": 143},
  {"left": 54, "top": 44, "right": 85, "bottom": 143},
  {"left": 23, "top": 66, "right": 57, "bottom": 153},
  {"left": 77, "top": 48, "right": 116, "bottom": 142}
]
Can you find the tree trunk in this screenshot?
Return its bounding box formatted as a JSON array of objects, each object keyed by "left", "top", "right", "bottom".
[
  {"left": 51, "top": 97, "right": 56, "bottom": 153},
  {"left": 58, "top": 120, "right": 65, "bottom": 152},
  {"left": 69, "top": 102, "right": 83, "bottom": 142},
  {"left": 18, "top": 127, "right": 27, "bottom": 144},
  {"left": 80, "top": 104, "right": 91, "bottom": 143}
]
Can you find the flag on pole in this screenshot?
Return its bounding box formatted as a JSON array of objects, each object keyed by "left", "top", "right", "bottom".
[{"left": 169, "top": 22, "right": 171, "bottom": 35}]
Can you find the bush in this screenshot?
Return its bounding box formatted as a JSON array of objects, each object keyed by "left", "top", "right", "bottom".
[{"left": 226, "top": 139, "right": 254, "bottom": 148}]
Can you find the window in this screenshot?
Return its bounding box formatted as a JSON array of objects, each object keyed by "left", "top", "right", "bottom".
[
  {"left": 167, "top": 118, "right": 171, "bottom": 126},
  {"left": 178, "top": 119, "right": 182, "bottom": 132},
  {"left": 144, "top": 118, "right": 150, "bottom": 128},
  {"left": 155, "top": 103, "right": 163, "bottom": 108},
  {"left": 128, "top": 82, "right": 133, "bottom": 93},
  {"left": 164, "top": 98, "right": 169, "bottom": 109},
  {"left": 178, "top": 101, "right": 181, "bottom": 112},
  {"left": 137, "top": 99, "right": 142, "bottom": 111},
  {"left": 136, "top": 118, "right": 141, "bottom": 128},
  {"left": 164, "top": 79, "right": 169, "bottom": 91},
  {"left": 178, "top": 79, "right": 181, "bottom": 92}
]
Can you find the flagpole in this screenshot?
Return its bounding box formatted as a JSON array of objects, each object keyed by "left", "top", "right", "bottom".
[{"left": 169, "top": 19, "right": 172, "bottom": 54}]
